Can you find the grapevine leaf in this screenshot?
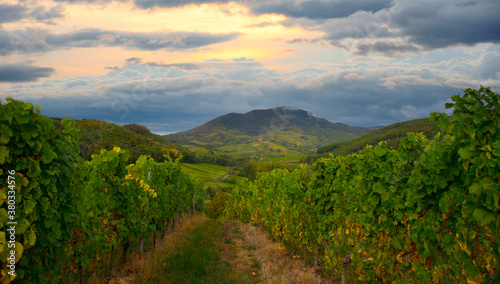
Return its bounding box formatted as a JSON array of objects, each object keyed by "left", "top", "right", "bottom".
[
  {"left": 472, "top": 208, "right": 495, "bottom": 226},
  {"left": 23, "top": 200, "right": 36, "bottom": 215},
  {"left": 469, "top": 183, "right": 483, "bottom": 195},
  {"left": 16, "top": 218, "right": 30, "bottom": 235},
  {"left": 40, "top": 197, "right": 50, "bottom": 213},
  {"left": 0, "top": 146, "right": 9, "bottom": 164},
  {"left": 0, "top": 125, "right": 12, "bottom": 144},
  {"left": 22, "top": 102, "right": 33, "bottom": 111},
  {"left": 25, "top": 229, "right": 36, "bottom": 247},
  {"left": 0, "top": 208, "right": 8, "bottom": 226},
  {"left": 458, "top": 148, "right": 472, "bottom": 160},
  {"left": 468, "top": 230, "right": 476, "bottom": 240},
  {"left": 0, "top": 191, "right": 6, "bottom": 207}
]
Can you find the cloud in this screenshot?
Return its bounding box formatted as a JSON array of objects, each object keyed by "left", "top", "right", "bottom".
[
  {"left": 133, "top": 0, "right": 232, "bottom": 9},
  {"left": 0, "top": 28, "right": 239, "bottom": 56},
  {"left": 380, "top": 75, "right": 441, "bottom": 89},
  {"left": 53, "top": 0, "right": 128, "bottom": 3},
  {"left": 0, "top": 63, "right": 55, "bottom": 83},
  {"left": 0, "top": 4, "right": 64, "bottom": 25},
  {"left": 145, "top": 62, "right": 205, "bottom": 70},
  {"left": 244, "top": 21, "right": 276, "bottom": 28},
  {"left": 390, "top": 0, "right": 500, "bottom": 49},
  {"left": 321, "top": 10, "right": 396, "bottom": 41},
  {"left": 65, "top": 79, "right": 88, "bottom": 88},
  {"left": 318, "top": 0, "right": 500, "bottom": 55},
  {"left": 126, "top": 57, "right": 143, "bottom": 65},
  {"left": 475, "top": 52, "right": 500, "bottom": 80},
  {"left": 30, "top": 5, "right": 65, "bottom": 25},
  {"left": 232, "top": 57, "right": 254, "bottom": 62},
  {"left": 6, "top": 51, "right": 498, "bottom": 133},
  {"left": 45, "top": 29, "right": 239, "bottom": 50},
  {"left": 249, "top": 0, "right": 392, "bottom": 19},
  {"left": 286, "top": 37, "right": 322, "bottom": 44},
  {"left": 0, "top": 4, "right": 28, "bottom": 24},
  {"left": 355, "top": 42, "right": 421, "bottom": 56}
]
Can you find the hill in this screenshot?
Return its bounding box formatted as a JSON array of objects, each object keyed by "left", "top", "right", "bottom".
[
  {"left": 52, "top": 118, "right": 183, "bottom": 162},
  {"left": 163, "top": 107, "right": 378, "bottom": 156},
  {"left": 315, "top": 117, "right": 439, "bottom": 157}
]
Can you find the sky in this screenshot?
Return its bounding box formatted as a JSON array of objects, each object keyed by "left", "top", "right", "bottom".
[{"left": 1, "top": 0, "right": 499, "bottom": 134}]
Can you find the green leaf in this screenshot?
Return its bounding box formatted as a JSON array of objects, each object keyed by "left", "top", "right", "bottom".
[
  {"left": 472, "top": 208, "right": 495, "bottom": 226},
  {"left": 458, "top": 147, "right": 472, "bottom": 160},
  {"left": 494, "top": 193, "right": 499, "bottom": 209},
  {"left": 442, "top": 234, "right": 452, "bottom": 244},
  {"left": 0, "top": 146, "right": 9, "bottom": 164},
  {"left": 40, "top": 197, "right": 50, "bottom": 213},
  {"left": 25, "top": 228, "right": 36, "bottom": 247},
  {"left": 0, "top": 125, "right": 12, "bottom": 144},
  {"left": 469, "top": 183, "right": 483, "bottom": 195},
  {"left": 23, "top": 199, "right": 36, "bottom": 215},
  {"left": 437, "top": 115, "right": 452, "bottom": 132},
  {"left": 468, "top": 230, "right": 476, "bottom": 240},
  {"left": 16, "top": 218, "right": 30, "bottom": 235},
  {"left": 0, "top": 208, "right": 8, "bottom": 225},
  {"left": 0, "top": 191, "right": 7, "bottom": 207},
  {"left": 41, "top": 151, "right": 56, "bottom": 164},
  {"left": 22, "top": 103, "right": 33, "bottom": 111}
]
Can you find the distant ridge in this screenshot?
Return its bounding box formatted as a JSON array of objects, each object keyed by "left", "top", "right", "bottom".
[
  {"left": 51, "top": 118, "right": 181, "bottom": 162},
  {"left": 163, "top": 107, "right": 378, "bottom": 155},
  {"left": 316, "top": 117, "right": 439, "bottom": 156}
]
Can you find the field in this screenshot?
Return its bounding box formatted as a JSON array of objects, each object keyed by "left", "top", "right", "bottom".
[{"left": 181, "top": 163, "right": 246, "bottom": 189}]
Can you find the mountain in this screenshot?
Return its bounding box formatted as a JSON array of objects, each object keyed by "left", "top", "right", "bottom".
[
  {"left": 316, "top": 117, "right": 439, "bottom": 157},
  {"left": 163, "top": 107, "right": 378, "bottom": 156}
]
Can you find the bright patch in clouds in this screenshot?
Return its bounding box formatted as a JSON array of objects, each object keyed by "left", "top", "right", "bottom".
[{"left": 1, "top": 0, "right": 499, "bottom": 133}]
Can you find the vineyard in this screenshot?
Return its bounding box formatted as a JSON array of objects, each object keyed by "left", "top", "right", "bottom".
[
  {"left": 1, "top": 87, "right": 498, "bottom": 283},
  {"left": 226, "top": 87, "right": 499, "bottom": 283},
  {"left": 0, "top": 99, "right": 203, "bottom": 283}
]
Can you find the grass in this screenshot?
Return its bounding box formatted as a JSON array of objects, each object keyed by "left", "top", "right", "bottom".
[
  {"left": 140, "top": 217, "right": 253, "bottom": 284},
  {"left": 181, "top": 163, "right": 245, "bottom": 189},
  {"left": 214, "top": 141, "right": 304, "bottom": 159},
  {"left": 181, "top": 163, "right": 229, "bottom": 181}
]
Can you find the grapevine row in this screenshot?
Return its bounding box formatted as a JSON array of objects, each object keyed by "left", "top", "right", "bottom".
[
  {"left": 0, "top": 98, "right": 203, "bottom": 283},
  {"left": 226, "top": 87, "right": 499, "bottom": 283}
]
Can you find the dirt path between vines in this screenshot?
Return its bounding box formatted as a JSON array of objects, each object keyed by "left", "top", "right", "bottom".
[
  {"left": 107, "top": 215, "right": 333, "bottom": 284},
  {"left": 220, "top": 219, "right": 332, "bottom": 284}
]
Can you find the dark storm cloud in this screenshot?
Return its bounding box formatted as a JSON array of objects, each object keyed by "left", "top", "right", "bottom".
[
  {"left": 249, "top": 0, "right": 392, "bottom": 19},
  {"left": 0, "top": 4, "right": 28, "bottom": 24},
  {"left": 319, "top": 0, "right": 500, "bottom": 55},
  {"left": 391, "top": 0, "right": 500, "bottom": 49},
  {"left": 0, "top": 29, "right": 12, "bottom": 56},
  {"left": 0, "top": 63, "right": 54, "bottom": 83}
]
